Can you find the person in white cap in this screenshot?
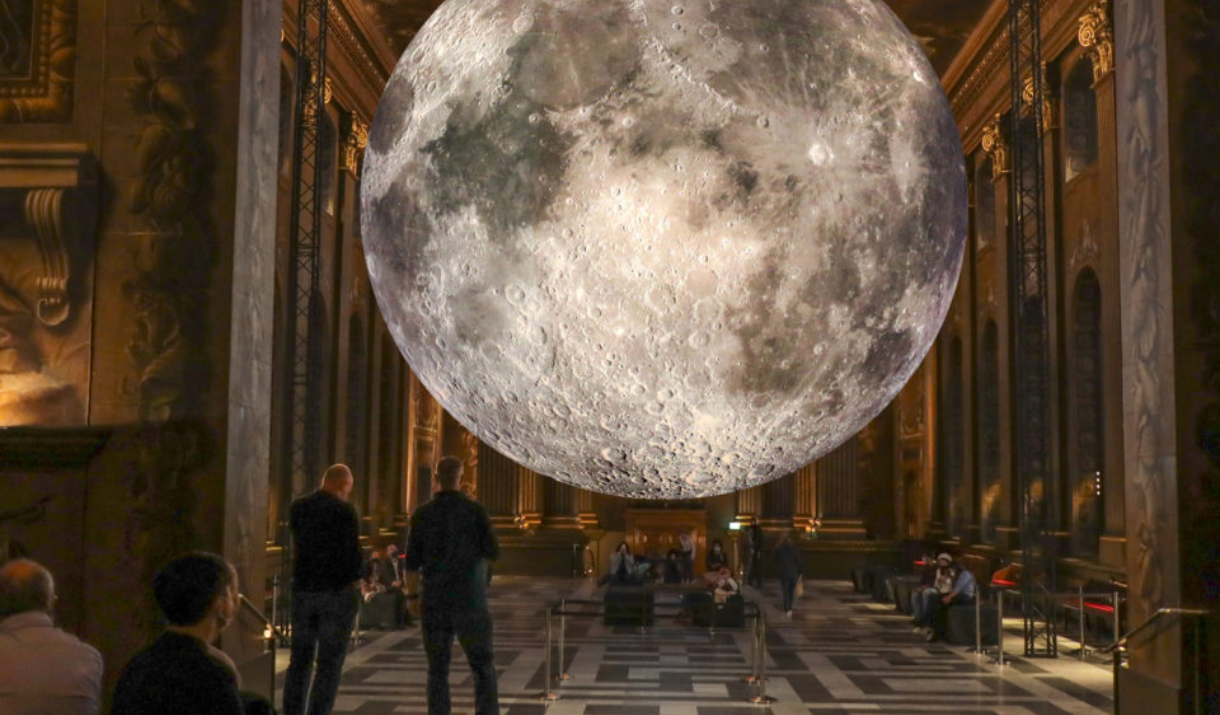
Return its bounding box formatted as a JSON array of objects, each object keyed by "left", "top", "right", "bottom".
[{"left": 911, "top": 553, "right": 955, "bottom": 631}]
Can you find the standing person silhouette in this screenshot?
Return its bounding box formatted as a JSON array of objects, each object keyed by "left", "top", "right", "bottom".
[
  {"left": 283, "top": 464, "right": 363, "bottom": 715},
  {"left": 404, "top": 456, "right": 500, "bottom": 715}
]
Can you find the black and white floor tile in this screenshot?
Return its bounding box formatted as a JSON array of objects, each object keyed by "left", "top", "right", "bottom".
[{"left": 276, "top": 577, "right": 1114, "bottom": 715}]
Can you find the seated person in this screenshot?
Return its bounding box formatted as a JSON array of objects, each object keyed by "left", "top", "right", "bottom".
[
  {"left": 362, "top": 549, "right": 387, "bottom": 600},
  {"left": 705, "top": 540, "right": 727, "bottom": 574},
  {"left": 663, "top": 550, "right": 683, "bottom": 584},
  {"left": 0, "top": 558, "right": 103, "bottom": 715},
  {"left": 924, "top": 563, "right": 977, "bottom": 642},
  {"left": 912, "top": 553, "right": 953, "bottom": 629},
  {"left": 362, "top": 546, "right": 411, "bottom": 628},
  {"left": 112, "top": 551, "right": 268, "bottom": 715},
  {"left": 709, "top": 567, "right": 739, "bottom": 604},
  {"left": 604, "top": 541, "right": 636, "bottom": 585}
]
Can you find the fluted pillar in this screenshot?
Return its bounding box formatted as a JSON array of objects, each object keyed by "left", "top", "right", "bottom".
[
  {"left": 478, "top": 441, "right": 520, "bottom": 530},
  {"left": 815, "top": 435, "right": 867, "bottom": 538},
  {"left": 517, "top": 465, "right": 543, "bottom": 530},
  {"left": 793, "top": 463, "right": 817, "bottom": 532}
]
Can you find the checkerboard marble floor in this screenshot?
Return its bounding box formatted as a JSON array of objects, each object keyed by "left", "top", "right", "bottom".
[{"left": 276, "top": 577, "right": 1115, "bottom": 715}]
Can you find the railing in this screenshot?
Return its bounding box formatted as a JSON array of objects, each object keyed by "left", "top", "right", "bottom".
[
  {"left": 985, "top": 586, "right": 1123, "bottom": 666},
  {"left": 535, "top": 594, "right": 775, "bottom": 704},
  {"left": 1103, "top": 607, "right": 1209, "bottom": 715},
  {"left": 238, "top": 593, "right": 288, "bottom": 647}
]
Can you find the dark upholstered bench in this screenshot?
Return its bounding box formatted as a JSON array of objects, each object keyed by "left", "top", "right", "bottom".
[
  {"left": 604, "top": 587, "right": 654, "bottom": 626},
  {"left": 946, "top": 603, "right": 998, "bottom": 646}
]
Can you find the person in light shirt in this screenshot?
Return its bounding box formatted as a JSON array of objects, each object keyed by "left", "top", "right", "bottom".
[{"left": 0, "top": 558, "right": 103, "bottom": 715}]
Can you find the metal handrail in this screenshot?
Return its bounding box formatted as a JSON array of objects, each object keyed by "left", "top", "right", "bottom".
[
  {"left": 1101, "top": 606, "right": 1208, "bottom": 653},
  {"left": 239, "top": 594, "right": 288, "bottom": 641}
]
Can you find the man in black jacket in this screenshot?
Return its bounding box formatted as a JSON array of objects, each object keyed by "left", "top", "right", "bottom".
[
  {"left": 283, "top": 464, "right": 363, "bottom": 715},
  {"left": 405, "top": 455, "right": 499, "bottom": 715},
  {"left": 112, "top": 552, "right": 244, "bottom": 715}
]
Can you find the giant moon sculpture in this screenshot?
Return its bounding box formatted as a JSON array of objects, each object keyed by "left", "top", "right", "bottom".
[{"left": 362, "top": 0, "right": 966, "bottom": 498}]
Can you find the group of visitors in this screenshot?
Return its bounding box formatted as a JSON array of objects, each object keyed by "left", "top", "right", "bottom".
[
  {"left": 0, "top": 455, "right": 499, "bottom": 715},
  {"left": 910, "top": 551, "right": 978, "bottom": 642},
  {"left": 601, "top": 529, "right": 804, "bottom": 618}
]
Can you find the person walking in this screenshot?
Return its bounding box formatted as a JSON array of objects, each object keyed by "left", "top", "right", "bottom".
[
  {"left": 773, "top": 534, "right": 802, "bottom": 618},
  {"left": 283, "top": 464, "right": 363, "bottom": 715},
  {"left": 404, "top": 455, "right": 500, "bottom": 715}
]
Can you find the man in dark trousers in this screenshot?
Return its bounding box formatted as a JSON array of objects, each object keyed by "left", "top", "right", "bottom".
[
  {"left": 404, "top": 455, "right": 499, "bottom": 715},
  {"left": 283, "top": 464, "right": 363, "bottom": 715}
]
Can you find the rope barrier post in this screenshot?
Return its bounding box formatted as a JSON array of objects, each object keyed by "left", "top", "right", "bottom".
[
  {"left": 558, "top": 598, "right": 571, "bottom": 681},
  {"left": 742, "top": 604, "right": 761, "bottom": 685},
  {"left": 536, "top": 606, "right": 559, "bottom": 701},
  {"left": 270, "top": 575, "right": 280, "bottom": 646},
  {"left": 1078, "top": 585, "right": 1088, "bottom": 660},
  {"left": 993, "top": 590, "right": 1007, "bottom": 667},
  {"left": 1112, "top": 591, "right": 1120, "bottom": 647},
  {"left": 749, "top": 609, "right": 777, "bottom": 704},
  {"left": 973, "top": 594, "right": 983, "bottom": 655}
]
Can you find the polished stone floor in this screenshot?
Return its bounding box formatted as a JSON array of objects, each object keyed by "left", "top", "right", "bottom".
[{"left": 276, "top": 576, "right": 1115, "bottom": 715}]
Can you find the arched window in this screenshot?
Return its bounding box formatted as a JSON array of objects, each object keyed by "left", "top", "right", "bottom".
[
  {"left": 1063, "top": 60, "right": 1098, "bottom": 182},
  {"left": 979, "top": 320, "right": 1001, "bottom": 542},
  {"left": 346, "top": 316, "right": 369, "bottom": 513},
  {"left": 1071, "top": 270, "right": 1104, "bottom": 555}
]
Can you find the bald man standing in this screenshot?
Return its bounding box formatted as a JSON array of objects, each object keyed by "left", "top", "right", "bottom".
[
  {"left": 283, "top": 464, "right": 364, "bottom": 715},
  {"left": 0, "top": 559, "right": 102, "bottom": 715}
]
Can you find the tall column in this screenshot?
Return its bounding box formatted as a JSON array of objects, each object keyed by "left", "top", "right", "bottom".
[
  {"left": 45, "top": 0, "right": 283, "bottom": 693},
  {"left": 405, "top": 373, "right": 440, "bottom": 511},
  {"left": 574, "top": 486, "right": 600, "bottom": 529},
  {"left": 517, "top": 465, "right": 543, "bottom": 531},
  {"left": 1079, "top": 0, "right": 1127, "bottom": 569},
  {"left": 1114, "top": 0, "right": 1220, "bottom": 708},
  {"left": 792, "top": 464, "right": 817, "bottom": 533},
  {"left": 478, "top": 441, "right": 520, "bottom": 530},
  {"left": 815, "top": 436, "right": 867, "bottom": 538},
  {"left": 735, "top": 484, "right": 762, "bottom": 523}
]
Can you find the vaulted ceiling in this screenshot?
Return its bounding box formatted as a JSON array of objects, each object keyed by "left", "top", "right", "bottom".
[{"left": 348, "top": 0, "right": 993, "bottom": 77}]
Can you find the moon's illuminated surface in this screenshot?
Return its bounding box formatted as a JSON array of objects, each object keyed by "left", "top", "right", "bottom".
[{"left": 362, "top": 0, "right": 966, "bottom": 498}]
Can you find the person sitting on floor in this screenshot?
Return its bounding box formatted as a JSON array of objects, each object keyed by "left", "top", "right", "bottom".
[{"left": 924, "top": 562, "right": 977, "bottom": 642}]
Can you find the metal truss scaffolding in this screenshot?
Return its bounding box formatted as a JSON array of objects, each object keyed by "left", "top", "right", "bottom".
[
  {"left": 1007, "top": 0, "right": 1058, "bottom": 658},
  {"left": 286, "top": 0, "right": 330, "bottom": 496}
]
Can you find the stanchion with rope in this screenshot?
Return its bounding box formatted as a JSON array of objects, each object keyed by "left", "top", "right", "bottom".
[
  {"left": 748, "top": 610, "right": 777, "bottom": 705},
  {"left": 558, "top": 597, "right": 571, "bottom": 681},
  {"left": 536, "top": 606, "right": 560, "bottom": 701},
  {"left": 741, "top": 604, "right": 763, "bottom": 685},
  {"left": 992, "top": 590, "right": 1007, "bottom": 667}
]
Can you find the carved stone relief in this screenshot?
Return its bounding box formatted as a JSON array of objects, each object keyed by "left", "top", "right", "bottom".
[
  {"left": 1078, "top": 0, "right": 1114, "bottom": 84},
  {"left": 123, "top": 0, "right": 226, "bottom": 421},
  {"left": 0, "top": 0, "right": 77, "bottom": 123},
  {"left": 1114, "top": 0, "right": 1175, "bottom": 677},
  {"left": 0, "top": 145, "right": 97, "bottom": 426}
]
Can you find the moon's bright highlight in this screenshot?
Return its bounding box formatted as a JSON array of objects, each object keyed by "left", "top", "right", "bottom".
[{"left": 362, "top": 0, "right": 966, "bottom": 498}]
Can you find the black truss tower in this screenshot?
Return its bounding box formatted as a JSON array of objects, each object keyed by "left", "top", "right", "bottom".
[
  {"left": 1007, "top": 0, "right": 1058, "bottom": 658},
  {"left": 287, "top": 0, "right": 330, "bottom": 494}
]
